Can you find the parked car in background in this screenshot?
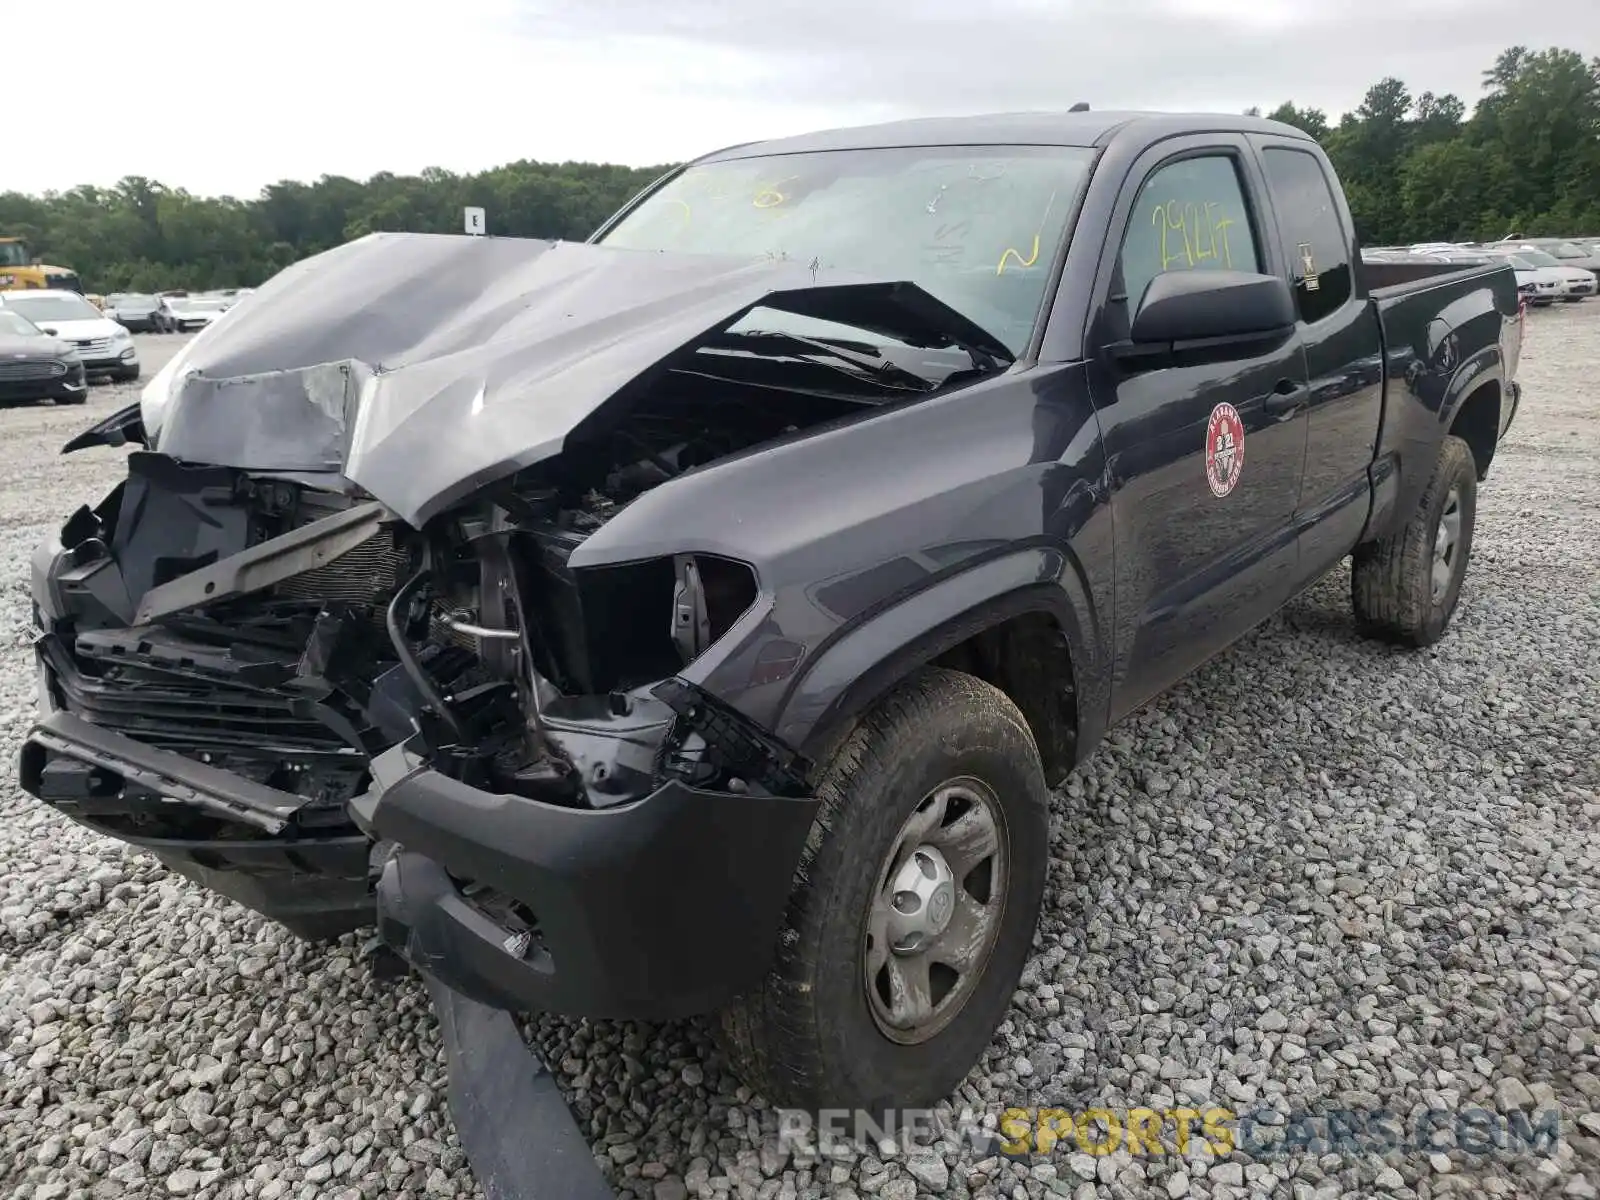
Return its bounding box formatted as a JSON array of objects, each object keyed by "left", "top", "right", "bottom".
[
  {"left": 0, "top": 289, "right": 140, "bottom": 380},
  {"left": 194, "top": 290, "right": 244, "bottom": 311},
  {"left": 166, "top": 295, "right": 229, "bottom": 330},
  {"left": 1486, "top": 247, "right": 1594, "bottom": 301},
  {"left": 0, "top": 307, "right": 88, "bottom": 404},
  {"left": 1504, "top": 237, "right": 1600, "bottom": 276},
  {"left": 1489, "top": 253, "right": 1567, "bottom": 305},
  {"left": 106, "top": 293, "right": 178, "bottom": 333}
]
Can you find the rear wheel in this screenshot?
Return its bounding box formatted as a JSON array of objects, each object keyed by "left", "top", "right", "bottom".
[
  {"left": 1352, "top": 433, "right": 1477, "bottom": 647},
  {"left": 718, "top": 667, "right": 1051, "bottom": 1112}
]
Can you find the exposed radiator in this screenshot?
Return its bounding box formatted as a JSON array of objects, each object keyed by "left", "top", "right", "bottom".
[{"left": 275, "top": 521, "right": 410, "bottom": 608}]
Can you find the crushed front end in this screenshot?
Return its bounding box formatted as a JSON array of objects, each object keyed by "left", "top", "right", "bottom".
[
  {"left": 20, "top": 441, "right": 819, "bottom": 1019},
  {"left": 18, "top": 233, "right": 1015, "bottom": 1021}
]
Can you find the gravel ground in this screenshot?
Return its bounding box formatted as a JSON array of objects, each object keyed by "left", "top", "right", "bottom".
[{"left": 1, "top": 310, "right": 1597, "bottom": 1200}]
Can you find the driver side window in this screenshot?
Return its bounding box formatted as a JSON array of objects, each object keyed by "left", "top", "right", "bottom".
[{"left": 1119, "top": 155, "right": 1261, "bottom": 313}]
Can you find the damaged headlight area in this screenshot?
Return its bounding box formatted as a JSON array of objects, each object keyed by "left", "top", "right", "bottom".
[
  {"left": 27, "top": 448, "right": 799, "bottom": 839},
  {"left": 21, "top": 446, "right": 819, "bottom": 1009},
  {"left": 383, "top": 481, "right": 786, "bottom": 808}
]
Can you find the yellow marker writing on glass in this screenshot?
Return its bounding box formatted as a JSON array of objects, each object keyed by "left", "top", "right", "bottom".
[{"left": 997, "top": 234, "right": 1040, "bottom": 276}]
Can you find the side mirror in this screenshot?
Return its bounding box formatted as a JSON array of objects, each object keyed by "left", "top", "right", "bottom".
[{"left": 1129, "top": 269, "right": 1296, "bottom": 345}]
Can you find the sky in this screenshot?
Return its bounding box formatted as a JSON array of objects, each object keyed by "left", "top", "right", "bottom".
[{"left": 12, "top": 0, "right": 1599, "bottom": 198}]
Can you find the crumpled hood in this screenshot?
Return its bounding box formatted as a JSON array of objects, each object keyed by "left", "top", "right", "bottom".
[{"left": 142, "top": 232, "right": 1004, "bottom": 528}]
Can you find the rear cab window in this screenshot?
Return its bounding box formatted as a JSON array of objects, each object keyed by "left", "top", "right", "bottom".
[{"left": 1260, "top": 147, "right": 1353, "bottom": 323}]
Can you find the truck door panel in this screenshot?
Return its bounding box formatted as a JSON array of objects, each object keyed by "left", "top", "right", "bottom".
[
  {"left": 1254, "top": 141, "right": 1385, "bottom": 583},
  {"left": 1085, "top": 142, "right": 1309, "bottom": 720}
]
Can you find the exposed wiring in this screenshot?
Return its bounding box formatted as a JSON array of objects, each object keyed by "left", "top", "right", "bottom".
[{"left": 386, "top": 567, "right": 466, "bottom": 743}]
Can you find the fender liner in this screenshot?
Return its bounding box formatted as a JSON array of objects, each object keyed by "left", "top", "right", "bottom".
[{"left": 772, "top": 545, "right": 1107, "bottom": 774}]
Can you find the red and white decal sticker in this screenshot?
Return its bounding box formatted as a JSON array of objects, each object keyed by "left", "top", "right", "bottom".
[{"left": 1205, "top": 402, "right": 1245, "bottom": 498}]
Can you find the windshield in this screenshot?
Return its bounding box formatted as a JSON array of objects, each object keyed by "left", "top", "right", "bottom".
[
  {"left": 0, "top": 241, "right": 29, "bottom": 268},
  {"left": 597, "top": 145, "right": 1097, "bottom": 355},
  {"left": 1548, "top": 242, "right": 1588, "bottom": 259},
  {"left": 0, "top": 310, "right": 41, "bottom": 337},
  {"left": 1505, "top": 256, "right": 1535, "bottom": 269},
  {"left": 2, "top": 293, "right": 100, "bottom": 322},
  {"left": 1515, "top": 249, "right": 1561, "bottom": 267}
]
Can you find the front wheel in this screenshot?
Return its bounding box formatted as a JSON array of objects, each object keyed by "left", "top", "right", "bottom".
[
  {"left": 718, "top": 667, "right": 1051, "bottom": 1112},
  {"left": 1352, "top": 433, "right": 1478, "bottom": 647}
]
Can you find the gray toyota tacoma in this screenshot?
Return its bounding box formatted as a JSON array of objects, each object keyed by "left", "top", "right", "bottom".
[{"left": 22, "top": 109, "right": 1521, "bottom": 1112}]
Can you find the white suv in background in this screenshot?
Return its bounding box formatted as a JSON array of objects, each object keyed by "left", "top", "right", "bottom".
[
  {"left": 0, "top": 290, "right": 141, "bottom": 380},
  {"left": 1487, "top": 246, "right": 1596, "bottom": 302}
]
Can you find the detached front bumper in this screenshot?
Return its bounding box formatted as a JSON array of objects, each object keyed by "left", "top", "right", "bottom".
[
  {"left": 19, "top": 702, "right": 375, "bottom": 940},
  {"left": 354, "top": 739, "right": 818, "bottom": 1022},
  {"left": 24, "top": 492, "right": 819, "bottom": 1022}
]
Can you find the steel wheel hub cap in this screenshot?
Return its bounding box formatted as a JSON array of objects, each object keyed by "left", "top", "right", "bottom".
[
  {"left": 1432, "top": 486, "right": 1463, "bottom": 603},
  {"left": 864, "top": 777, "right": 1007, "bottom": 1045},
  {"left": 886, "top": 847, "right": 957, "bottom": 952}
]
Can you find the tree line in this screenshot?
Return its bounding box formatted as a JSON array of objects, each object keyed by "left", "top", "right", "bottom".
[
  {"left": 2, "top": 44, "right": 1594, "bottom": 293},
  {"left": 1250, "top": 46, "right": 1600, "bottom": 249}
]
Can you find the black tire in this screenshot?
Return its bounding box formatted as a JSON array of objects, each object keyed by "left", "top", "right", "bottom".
[
  {"left": 1352, "top": 433, "right": 1477, "bottom": 647},
  {"left": 717, "top": 666, "right": 1051, "bottom": 1112},
  {"left": 113, "top": 367, "right": 141, "bottom": 383}
]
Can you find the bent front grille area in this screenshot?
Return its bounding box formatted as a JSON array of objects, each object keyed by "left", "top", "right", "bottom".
[{"left": 40, "top": 601, "right": 382, "bottom": 805}]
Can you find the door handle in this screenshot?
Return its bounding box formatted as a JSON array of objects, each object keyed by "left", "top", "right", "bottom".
[{"left": 1264, "top": 379, "right": 1305, "bottom": 417}]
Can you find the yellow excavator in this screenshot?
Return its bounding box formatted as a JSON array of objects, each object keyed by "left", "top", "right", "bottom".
[{"left": 0, "top": 237, "right": 82, "bottom": 293}]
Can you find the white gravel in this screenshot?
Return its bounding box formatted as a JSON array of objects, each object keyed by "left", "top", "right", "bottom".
[{"left": 2, "top": 310, "right": 1598, "bottom": 1200}]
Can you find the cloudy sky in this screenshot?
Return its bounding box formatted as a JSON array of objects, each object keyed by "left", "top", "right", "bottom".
[{"left": 13, "top": 0, "right": 1597, "bottom": 197}]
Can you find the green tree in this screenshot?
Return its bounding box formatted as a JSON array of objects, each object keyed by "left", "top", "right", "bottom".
[
  {"left": 1265, "top": 102, "right": 1331, "bottom": 142},
  {"left": 5, "top": 44, "right": 1599, "bottom": 290}
]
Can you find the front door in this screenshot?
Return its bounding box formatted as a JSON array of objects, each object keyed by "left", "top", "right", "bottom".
[{"left": 1085, "top": 138, "right": 1310, "bottom": 720}]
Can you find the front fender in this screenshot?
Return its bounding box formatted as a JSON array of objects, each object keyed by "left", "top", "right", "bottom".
[{"left": 769, "top": 544, "right": 1109, "bottom": 768}]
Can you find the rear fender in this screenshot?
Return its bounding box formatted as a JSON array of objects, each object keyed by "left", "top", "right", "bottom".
[{"left": 1368, "top": 342, "right": 1502, "bottom": 544}]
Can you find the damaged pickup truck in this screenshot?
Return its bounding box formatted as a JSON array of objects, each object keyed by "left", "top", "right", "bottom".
[{"left": 21, "top": 110, "right": 1521, "bottom": 1112}]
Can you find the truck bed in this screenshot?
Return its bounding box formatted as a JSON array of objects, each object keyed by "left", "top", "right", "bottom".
[
  {"left": 1363, "top": 254, "right": 1507, "bottom": 298},
  {"left": 1366, "top": 257, "right": 1521, "bottom": 385}
]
